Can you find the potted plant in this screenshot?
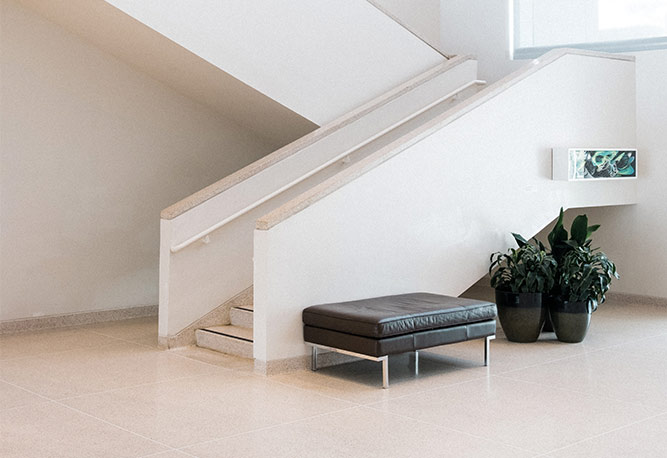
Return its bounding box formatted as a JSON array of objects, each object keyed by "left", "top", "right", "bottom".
[
  {"left": 490, "top": 234, "right": 557, "bottom": 342},
  {"left": 542, "top": 208, "right": 600, "bottom": 332},
  {"left": 546, "top": 209, "right": 618, "bottom": 342}
]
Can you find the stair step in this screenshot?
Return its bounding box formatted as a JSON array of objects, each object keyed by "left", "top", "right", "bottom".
[
  {"left": 202, "top": 325, "right": 253, "bottom": 341},
  {"left": 230, "top": 307, "right": 253, "bottom": 328},
  {"left": 235, "top": 302, "right": 253, "bottom": 312},
  {"left": 196, "top": 325, "right": 253, "bottom": 359}
]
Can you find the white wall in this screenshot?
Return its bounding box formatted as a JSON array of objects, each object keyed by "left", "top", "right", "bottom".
[
  {"left": 440, "top": 1, "right": 667, "bottom": 298},
  {"left": 0, "top": 0, "right": 275, "bottom": 321},
  {"left": 253, "top": 53, "right": 637, "bottom": 362},
  {"left": 582, "top": 49, "right": 667, "bottom": 298},
  {"left": 17, "top": 0, "right": 317, "bottom": 147},
  {"left": 441, "top": 0, "right": 523, "bottom": 83},
  {"left": 102, "top": 0, "right": 444, "bottom": 125},
  {"left": 370, "top": 0, "right": 442, "bottom": 49}
]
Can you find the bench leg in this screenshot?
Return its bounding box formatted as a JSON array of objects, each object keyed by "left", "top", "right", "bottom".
[
  {"left": 484, "top": 335, "right": 495, "bottom": 366},
  {"left": 311, "top": 346, "right": 318, "bottom": 371},
  {"left": 414, "top": 350, "right": 419, "bottom": 375},
  {"left": 381, "top": 356, "right": 389, "bottom": 389}
]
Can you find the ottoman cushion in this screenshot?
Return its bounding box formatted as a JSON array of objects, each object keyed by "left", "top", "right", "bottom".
[{"left": 302, "top": 292, "right": 497, "bottom": 339}]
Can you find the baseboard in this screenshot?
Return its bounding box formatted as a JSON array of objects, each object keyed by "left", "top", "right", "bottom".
[
  {"left": 254, "top": 350, "right": 358, "bottom": 376},
  {"left": 607, "top": 291, "right": 667, "bottom": 307},
  {"left": 160, "top": 286, "right": 253, "bottom": 349},
  {"left": 0, "top": 305, "right": 157, "bottom": 335}
]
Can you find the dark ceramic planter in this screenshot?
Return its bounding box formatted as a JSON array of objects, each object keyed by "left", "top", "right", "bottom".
[
  {"left": 495, "top": 290, "right": 546, "bottom": 343},
  {"left": 546, "top": 297, "right": 591, "bottom": 343}
]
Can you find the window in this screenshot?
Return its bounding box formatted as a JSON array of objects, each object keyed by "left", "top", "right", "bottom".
[{"left": 511, "top": 0, "right": 667, "bottom": 59}]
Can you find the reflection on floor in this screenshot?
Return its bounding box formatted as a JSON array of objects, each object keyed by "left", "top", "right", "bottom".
[{"left": 1, "top": 296, "right": 666, "bottom": 457}]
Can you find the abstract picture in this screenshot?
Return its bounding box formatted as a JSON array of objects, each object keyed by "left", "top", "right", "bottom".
[{"left": 569, "top": 149, "right": 637, "bottom": 180}]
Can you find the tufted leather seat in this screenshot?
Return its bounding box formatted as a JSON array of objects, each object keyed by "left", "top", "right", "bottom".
[{"left": 303, "top": 292, "right": 497, "bottom": 339}]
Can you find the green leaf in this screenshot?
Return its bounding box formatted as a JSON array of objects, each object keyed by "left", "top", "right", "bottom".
[
  {"left": 570, "top": 215, "right": 589, "bottom": 246},
  {"left": 587, "top": 224, "right": 600, "bottom": 238},
  {"left": 512, "top": 233, "right": 528, "bottom": 248},
  {"left": 548, "top": 208, "right": 566, "bottom": 248}
]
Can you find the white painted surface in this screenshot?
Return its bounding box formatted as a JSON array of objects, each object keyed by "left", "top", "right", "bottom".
[
  {"left": 439, "top": 5, "right": 667, "bottom": 299},
  {"left": 103, "top": 0, "right": 444, "bottom": 125},
  {"left": 581, "top": 49, "right": 667, "bottom": 298},
  {"left": 441, "top": 0, "right": 524, "bottom": 83},
  {"left": 159, "top": 60, "right": 479, "bottom": 337},
  {"left": 0, "top": 0, "right": 274, "bottom": 322},
  {"left": 253, "top": 53, "right": 637, "bottom": 362},
  {"left": 17, "top": 0, "right": 316, "bottom": 148},
  {"left": 370, "top": 0, "right": 442, "bottom": 48}
]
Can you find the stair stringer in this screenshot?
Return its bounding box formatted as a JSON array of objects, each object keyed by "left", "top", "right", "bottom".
[
  {"left": 252, "top": 49, "right": 638, "bottom": 370},
  {"left": 158, "top": 286, "right": 252, "bottom": 349}
]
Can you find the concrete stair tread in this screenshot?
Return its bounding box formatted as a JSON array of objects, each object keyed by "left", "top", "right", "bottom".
[
  {"left": 230, "top": 307, "right": 253, "bottom": 329},
  {"left": 201, "top": 325, "right": 253, "bottom": 342}
]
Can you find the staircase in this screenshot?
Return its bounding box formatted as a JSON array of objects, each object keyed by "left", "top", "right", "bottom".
[
  {"left": 196, "top": 302, "right": 254, "bottom": 358},
  {"left": 162, "top": 49, "right": 637, "bottom": 368},
  {"left": 189, "top": 64, "right": 486, "bottom": 358}
]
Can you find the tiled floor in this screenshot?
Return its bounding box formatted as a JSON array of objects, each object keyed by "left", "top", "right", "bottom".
[{"left": 1, "top": 298, "right": 667, "bottom": 457}]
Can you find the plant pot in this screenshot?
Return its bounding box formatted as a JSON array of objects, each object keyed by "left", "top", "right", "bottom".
[
  {"left": 495, "top": 290, "right": 546, "bottom": 343},
  {"left": 546, "top": 297, "right": 591, "bottom": 343}
]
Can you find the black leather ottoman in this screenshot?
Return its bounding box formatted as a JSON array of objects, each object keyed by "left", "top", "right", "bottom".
[{"left": 302, "top": 293, "right": 497, "bottom": 388}]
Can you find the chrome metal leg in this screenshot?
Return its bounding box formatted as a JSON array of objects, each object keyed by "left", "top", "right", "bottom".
[
  {"left": 311, "top": 346, "right": 318, "bottom": 371},
  {"left": 381, "top": 356, "right": 389, "bottom": 389},
  {"left": 484, "top": 335, "right": 495, "bottom": 366},
  {"left": 414, "top": 351, "right": 419, "bottom": 375}
]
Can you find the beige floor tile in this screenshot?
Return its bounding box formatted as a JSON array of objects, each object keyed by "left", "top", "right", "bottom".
[
  {"left": 370, "top": 376, "right": 659, "bottom": 454},
  {"left": 0, "top": 402, "right": 167, "bottom": 458},
  {"left": 0, "top": 327, "right": 119, "bottom": 360},
  {"left": 170, "top": 346, "right": 255, "bottom": 373},
  {"left": 140, "top": 451, "right": 195, "bottom": 458},
  {"left": 604, "top": 333, "right": 667, "bottom": 361},
  {"left": 544, "top": 413, "right": 667, "bottom": 457},
  {"left": 500, "top": 349, "right": 667, "bottom": 410},
  {"left": 184, "top": 406, "right": 533, "bottom": 458},
  {"left": 62, "top": 373, "right": 354, "bottom": 449},
  {"left": 427, "top": 336, "right": 592, "bottom": 375},
  {"left": 0, "top": 341, "right": 223, "bottom": 399},
  {"left": 271, "top": 352, "right": 488, "bottom": 404},
  {"left": 83, "top": 317, "right": 159, "bottom": 347},
  {"left": 0, "top": 380, "right": 46, "bottom": 410}
]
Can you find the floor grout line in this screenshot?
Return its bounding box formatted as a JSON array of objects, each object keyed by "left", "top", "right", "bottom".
[
  {"left": 175, "top": 404, "right": 363, "bottom": 453},
  {"left": 359, "top": 404, "right": 538, "bottom": 455},
  {"left": 54, "top": 400, "right": 180, "bottom": 454},
  {"left": 531, "top": 411, "right": 667, "bottom": 457},
  {"left": 0, "top": 377, "right": 182, "bottom": 455},
  {"left": 491, "top": 372, "right": 665, "bottom": 412}
]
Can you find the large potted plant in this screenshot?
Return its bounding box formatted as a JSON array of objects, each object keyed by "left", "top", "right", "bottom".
[
  {"left": 542, "top": 208, "right": 600, "bottom": 332},
  {"left": 490, "top": 234, "right": 557, "bottom": 342},
  {"left": 546, "top": 209, "right": 618, "bottom": 342}
]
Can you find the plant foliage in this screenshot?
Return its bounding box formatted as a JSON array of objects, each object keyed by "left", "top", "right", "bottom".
[
  {"left": 556, "top": 246, "right": 618, "bottom": 312},
  {"left": 490, "top": 234, "right": 557, "bottom": 294},
  {"left": 547, "top": 207, "right": 600, "bottom": 263},
  {"left": 490, "top": 208, "right": 618, "bottom": 311}
]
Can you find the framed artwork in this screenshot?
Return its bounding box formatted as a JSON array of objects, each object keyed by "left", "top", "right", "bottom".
[{"left": 552, "top": 148, "right": 637, "bottom": 181}]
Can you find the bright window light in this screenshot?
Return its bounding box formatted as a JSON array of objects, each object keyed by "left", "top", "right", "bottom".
[{"left": 512, "top": 0, "right": 667, "bottom": 59}]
